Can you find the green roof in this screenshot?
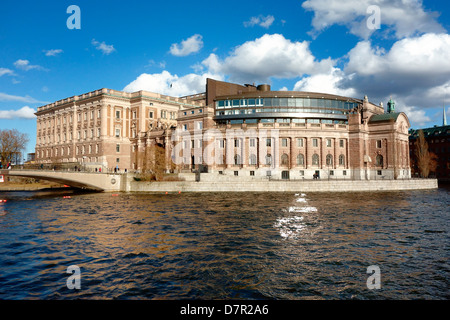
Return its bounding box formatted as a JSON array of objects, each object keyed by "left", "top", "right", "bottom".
[{"left": 369, "top": 113, "right": 401, "bottom": 123}]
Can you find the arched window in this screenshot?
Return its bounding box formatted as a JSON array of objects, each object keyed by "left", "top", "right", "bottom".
[
  {"left": 281, "top": 154, "right": 289, "bottom": 166},
  {"left": 312, "top": 154, "right": 319, "bottom": 166},
  {"left": 297, "top": 153, "right": 305, "bottom": 166},
  {"left": 234, "top": 154, "right": 241, "bottom": 165},
  {"left": 376, "top": 154, "right": 383, "bottom": 167},
  {"left": 339, "top": 154, "right": 345, "bottom": 166},
  {"left": 249, "top": 154, "right": 257, "bottom": 166},
  {"left": 265, "top": 154, "right": 272, "bottom": 165},
  {"left": 326, "top": 154, "right": 333, "bottom": 166}
]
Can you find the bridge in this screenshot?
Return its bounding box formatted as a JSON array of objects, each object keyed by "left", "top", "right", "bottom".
[{"left": 0, "top": 169, "right": 133, "bottom": 192}]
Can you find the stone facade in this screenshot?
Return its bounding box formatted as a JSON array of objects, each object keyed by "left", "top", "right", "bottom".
[{"left": 35, "top": 79, "right": 411, "bottom": 180}]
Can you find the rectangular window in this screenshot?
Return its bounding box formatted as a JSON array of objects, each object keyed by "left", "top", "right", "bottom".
[
  {"left": 219, "top": 140, "right": 224, "bottom": 148},
  {"left": 234, "top": 171, "right": 239, "bottom": 176},
  {"left": 330, "top": 170, "right": 334, "bottom": 176},
  {"left": 116, "top": 110, "right": 121, "bottom": 119},
  {"left": 376, "top": 140, "right": 382, "bottom": 148},
  {"left": 183, "top": 124, "right": 188, "bottom": 131},
  {"left": 340, "top": 139, "right": 344, "bottom": 148},
  {"left": 234, "top": 139, "right": 239, "bottom": 147},
  {"left": 297, "top": 138, "right": 303, "bottom": 147},
  {"left": 300, "top": 170, "right": 304, "bottom": 176},
  {"left": 149, "top": 111, "right": 154, "bottom": 118},
  {"left": 250, "top": 171, "right": 255, "bottom": 176},
  {"left": 97, "top": 128, "right": 101, "bottom": 138},
  {"left": 116, "top": 144, "right": 120, "bottom": 152},
  {"left": 116, "top": 158, "right": 120, "bottom": 163},
  {"left": 377, "top": 170, "right": 382, "bottom": 175},
  {"left": 312, "top": 138, "right": 318, "bottom": 147},
  {"left": 327, "top": 139, "right": 332, "bottom": 147},
  {"left": 266, "top": 138, "right": 272, "bottom": 147},
  {"left": 343, "top": 170, "right": 347, "bottom": 176},
  {"left": 250, "top": 138, "right": 256, "bottom": 147},
  {"left": 282, "top": 138, "right": 288, "bottom": 147},
  {"left": 197, "top": 121, "right": 203, "bottom": 130},
  {"left": 115, "top": 129, "right": 120, "bottom": 137}
]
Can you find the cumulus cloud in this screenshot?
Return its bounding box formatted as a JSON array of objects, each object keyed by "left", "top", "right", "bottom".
[
  {"left": 123, "top": 70, "right": 223, "bottom": 96},
  {"left": 293, "top": 68, "right": 357, "bottom": 97},
  {"left": 301, "top": 0, "right": 445, "bottom": 38},
  {"left": 43, "top": 49, "right": 63, "bottom": 56},
  {"left": 13, "top": 59, "right": 45, "bottom": 71},
  {"left": 92, "top": 39, "right": 116, "bottom": 55},
  {"left": 201, "top": 33, "right": 334, "bottom": 83},
  {"left": 0, "top": 106, "right": 36, "bottom": 119},
  {"left": 169, "top": 34, "right": 204, "bottom": 57},
  {"left": 244, "top": 15, "right": 275, "bottom": 28}
]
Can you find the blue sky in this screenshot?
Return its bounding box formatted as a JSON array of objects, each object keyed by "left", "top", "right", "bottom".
[{"left": 1, "top": 0, "right": 449, "bottom": 155}]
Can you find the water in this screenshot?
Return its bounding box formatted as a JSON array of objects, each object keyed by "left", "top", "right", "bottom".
[{"left": 0, "top": 187, "right": 448, "bottom": 300}]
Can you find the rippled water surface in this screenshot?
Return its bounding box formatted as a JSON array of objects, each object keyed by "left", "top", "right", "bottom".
[{"left": 0, "top": 187, "right": 448, "bottom": 299}]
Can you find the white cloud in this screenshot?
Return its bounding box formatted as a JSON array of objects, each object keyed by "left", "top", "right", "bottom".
[
  {"left": 293, "top": 67, "right": 357, "bottom": 97},
  {"left": 0, "top": 68, "right": 15, "bottom": 77},
  {"left": 301, "top": 0, "right": 445, "bottom": 38},
  {"left": 43, "top": 49, "right": 63, "bottom": 56},
  {"left": 0, "top": 106, "right": 36, "bottom": 119},
  {"left": 13, "top": 59, "right": 45, "bottom": 71},
  {"left": 0, "top": 92, "right": 46, "bottom": 104},
  {"left": 170, "top": 34, "right": 203, "bottom": 57},
  {"left": 244, "top": 15, "right": 275, "bottom": 29},
  {"left": 201, "top": 33, "right": 334, "bottom": 83},
  {"left": 123, "top": 70, "right": 223, "bottom": 97},
  {"left": 92, "top": 39, "right": 116, "bottom": 55}
]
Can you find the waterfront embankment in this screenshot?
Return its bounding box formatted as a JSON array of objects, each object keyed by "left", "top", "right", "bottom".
[{"left": 129, "top": 178, "right": 438, "bottom": 193}]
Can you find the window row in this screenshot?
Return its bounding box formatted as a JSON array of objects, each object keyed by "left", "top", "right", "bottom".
[
  {"left": 216, "top": 98, "right": 358, "bottom": 110},
  {"left": 216, "top": 108, "right": 348, "bottom": 116},
  {"left": 224, "top": 153, "right": 346, "bottom": 166}
]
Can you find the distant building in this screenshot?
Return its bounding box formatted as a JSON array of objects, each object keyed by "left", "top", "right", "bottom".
[
  {"left": 35, "top": 79, "right": 412, "bottom": 180},
  {"left": 409, "top": 119, "right": 450, "bottom": 181}
]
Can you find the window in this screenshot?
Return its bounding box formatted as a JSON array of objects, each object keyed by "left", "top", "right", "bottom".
[
  {"left": 300, "top": 170, "right": 304, "bottom": 176},
  {"left": 312, "top": 138, "right": 318, "bottom": 147},
  {"left": 149, "top": 111, "right": 154, "bottom": 118},
  {"left": 343, "top": 170, "right": 347, "bottom": 176},
  {"left": 339, "top": 154, "right": 345, "bottom": 166},
  {"left": 183, "top": 124, "right": 188, "bottom": 131},
  {"left": 116, "top": 158, "right": 120, "bottom": 163},
  {"left": 133, "top": 111, "right": 137, "bottom": 119},
  {"left": 297, "top": 138, "right": 303, "bottom": 147},
  {"left": 250, "top": 171, "right": 255, "bottom": 176},
  {"left": 234, "top": 171, "right": 239, "bottom": 176},
  {"left": 377, "top": 170, "right": 382, "bottom": 175},
  {"left": 376, "top": 140, "right": 382, "bottom": 148},
  {"left": 266, "top": 138, "right": 272, "bottom": 147},
  {"left": 89, "top": 145, "right": 92, "bottom": 154},
  {"left": 249, "top": 154, "right": 257, "bottom": 165},
  {"left": 218, "top": 140, "right": 224, "bottom": 148},
  {"left": 234, "top": 154, "right": 241, "bottom": 165},
  {"left": 281, "top": 154, "right": 289, "bottom": 166},
  {"left": 326, "top": 139, "right": 332, "bottom": 147},
  {"left": 282, "top": 138, "right": 288, "bottom": 147},
  {"left": 91, "top": 110, "right": 94, "bottom": 120},
  {"left": 115, "top": 128, "right": 120, "bottom": 137},
  {"left": 116, "top": 110, "right": 121, "bottom": 119},
  {"left": 250, "top": 138, "right": 256, "bottom": 147},
  {"left": 376, "top": 154, "right": 383, "bottom": 167},
  {"left": 312, "top": 154, "right": 319, "bottom": 166},
  {"left": 116, "top": 144, "right": 120, "bottom": 152},
  {"left": 97, "top": 128, "right": 101, "bottom": 138},
  {"left": 297, "top": 154, "right": 305, "bottom": 165},
  {"left": 234, "top": 139, "right": 239, "bottom": 147},
  {"left": 265, "top": 154, "right": 272, "bottom": 165},
  {"left": 326, "top": 154, "right": 333, "bottom": 166},
  {"left": 340, "top": 139, "right": 344, "bottom": 148},
  {"left": 330, "top": 170, "right": 334, "bottom": 176}
]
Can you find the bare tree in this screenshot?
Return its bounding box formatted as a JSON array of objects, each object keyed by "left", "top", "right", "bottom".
[
  {"left": 0, "top": 129, "right": 29, "bottom": 165},
  {"left": 414, "top": 130, "right": 438, "bottom": 178}
]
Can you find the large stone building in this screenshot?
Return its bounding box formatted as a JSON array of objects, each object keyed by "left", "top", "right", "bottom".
[{"left": 35, "top": 79, "right": 411, "bottom": 180}]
